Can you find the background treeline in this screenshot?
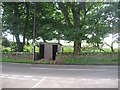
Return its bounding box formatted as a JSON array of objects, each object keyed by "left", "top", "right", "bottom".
[{"left": 2, "top": 2, "right": 120, "bottom": 53}]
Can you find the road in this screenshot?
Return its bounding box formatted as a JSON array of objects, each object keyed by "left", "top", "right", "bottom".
[{"left": 0, "top": 62, "right": 118, "bottom": 88}]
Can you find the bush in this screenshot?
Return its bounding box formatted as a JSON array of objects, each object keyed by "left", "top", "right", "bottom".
[
  {"left": 10, "top": 42, "right": 18, "bottom": 52},
  {"left": 2, "top": 37, "right": 10, "bottom": 47},
  {"left": 2, "top": 49, "right": 9, "bottom": 52}
]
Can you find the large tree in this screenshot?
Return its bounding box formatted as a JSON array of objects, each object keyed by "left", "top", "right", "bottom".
[
  {"left": 57, "top": 2, "right": 119, "bottom": 53},
  {"left": 2, "top": 2, "right": 65, "bottom": 51},
  {"left": 2, "top": 2, "right": 31, "bottom": 51}
]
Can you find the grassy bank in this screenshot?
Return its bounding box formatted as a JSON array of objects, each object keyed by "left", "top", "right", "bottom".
[
  {"left": 1, "top": 57, "right": 35, "bottom": 63},
  {"left": 1, "top": 57, "right": 56, "bottom": 64},
  {"left": 57, "top": 52, "right": 118, "bottom": 65},
  {"left": 1, "top": 53, "right": 118, "bottom": 65},
  {"left": 63, "top": 57, "right": 118, "bottom": 65}
]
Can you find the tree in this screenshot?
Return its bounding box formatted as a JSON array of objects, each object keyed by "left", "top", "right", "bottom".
[
  {"left": 57, "top": 2, "right": 119, "bottom": 53},
  {"left": 99, "top": 2, "right": 119, "bottom": 52},
  {"left": 56, "top": 2, "right": 85, "bottom": 53},
  {"left": 2, "top": 2, "right": 65, "bottom": 51},
  {"left": 2, "top": 2, "right": 31, "bottom": 51},
  {"left": 2, "top": 2, "right": 119, "bottom": 53},
  {"left": 35, "top": 2, "right": 65, "bottom": 42}
]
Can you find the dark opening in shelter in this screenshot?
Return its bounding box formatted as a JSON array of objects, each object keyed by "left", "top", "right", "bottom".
[{"left": 39, "top": 43, "right": 62, "bottom": 60}]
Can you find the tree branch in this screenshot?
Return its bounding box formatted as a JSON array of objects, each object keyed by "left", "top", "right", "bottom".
[{"left": 57, "top": 2, "right": 73, "bottom": 27}]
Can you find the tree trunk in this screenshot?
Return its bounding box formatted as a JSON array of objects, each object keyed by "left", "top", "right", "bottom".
[
  {"left": 17, "top": 42, "right": 24, "bottom": 52},
  {"left": 14, "top": 34, "right": 24, "bottom": 52},
  {"left": 104, "top": 41, "right": 114, "bottom": 52},
  {"left": 23, "top": 3, "right": 29, "bottom": 49},
  {"left": 71, "top": 3, "right": 81, "bottom": 54},
  {"left": 13, "top": 3, "right": 30, "bottom": 52},
  {"left": 58, "top": 3, "right": 73, "bottom": 27},
  {"left": 111, "top": 42, "right": 114, "bottom": 52},
  {"left": 58, "top": 2, "right": 85, "bottom": 54},
  {"left": 13, "top": 3, "right": 24, "bottom": 52},
  {"left": 26, "top": 39, "right": 29, "bottom": 45},
  {"left": 74, "top": 41, "right": 81, "bottom": 54}
]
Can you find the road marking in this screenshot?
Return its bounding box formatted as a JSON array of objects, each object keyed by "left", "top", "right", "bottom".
[
  {"left": 81, "top": 79, "right": 92, "bottom": 80},
  {"left": 0, "top": 66, "right": 3, "bottom": 68},
  {"left": 18, "top": 78, "right": 24, "bottom": 80},
  {"left": 23, "top": 76, "right": 32, "bottom": 78},
  {"left": 32, "top": 77, "right": 47, "bottom": 88},
  {"left": 12, "top": 75, "right": 20, "bottom": 77},
  {"left": 23, "top": 78, "right": 29, "bottom": 80},
  {"left": 81, "top": 82, "right": 100, "bottom": 84},
  {"left": 7, "top": 77, "right": 16, "bottom": 79},
  {"left": 99, "top": 79, "right": 111, "bottom": 81},
  {"left": 54, "top": 78, "right": 60, "bottom": 79},
  {"left": 1, "top": 74, "right": 8, "bottom": 77},
  {"left": 81, "top": 79, "right": 87, "bottom": 80},
  {"left": 31, "top": 67, "right": 106, "bottom": 71},
  {"left": 31, "top": 79, "right": 38, "bottom": 81}
]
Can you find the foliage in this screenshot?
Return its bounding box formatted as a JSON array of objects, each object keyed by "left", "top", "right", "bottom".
[
  {"left": 2, "top": 36, "right": 10, "bottom": 47},
  {"left": 2, "top": 2, "right": 119, "bottom": 52},
  {"left": 56, "top": 2, "right": 119, "bottom": 53},
  {"left": 10, "top": 42, "right": 19, "bottom": 52}
]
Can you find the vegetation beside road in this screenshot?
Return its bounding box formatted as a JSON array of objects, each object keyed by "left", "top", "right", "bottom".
[
  {"left": 2, "top": 45, "right": 119, "bottom": 53},
  {"left": 1, "top": 52, "right": 118, "bottom": 65},
  {"left": 63, "top": 56, "right": 118, "bottom": 65},
  {"left": 2, "top": 44, "right": 119, "bottom": 65},
  {"left": 57, "top": 52, "right": 118, "bottom": 65}
]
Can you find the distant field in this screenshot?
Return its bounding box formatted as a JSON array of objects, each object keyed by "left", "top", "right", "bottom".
[
  {"left": 2, "top": 44, "right": 119, "bottom": 53},
  {"left": 62, "top": 46, "right": 74, "bottom": 52}
]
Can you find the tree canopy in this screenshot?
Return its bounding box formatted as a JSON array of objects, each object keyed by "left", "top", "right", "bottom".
[{"left": 2, "top": 2, "right": 119, "bottom": 52}]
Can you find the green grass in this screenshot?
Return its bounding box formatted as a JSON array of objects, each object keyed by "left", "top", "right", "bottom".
[
  {"left": 1, "top": 55, "right": 118, "bottom": 65},
  {"left": 2, "top": 44, "right": 39, "bottom": 52},
  {"left": 63, "top": 56, "right": 118, "bottom": 65},
  {"left": 1, "top": 57, "right": 35, "bottom": 63},
  {"left": 1, "top": 57, "right": 54, "bottom": 64},
  {"left": 63, "top": 46, "right": 74, "bottom": 52},
  {"left": 62, "top": 45, "right": 119, "bottom": 53},
  {"left": 24, "top": 45, "right": 39, "bottom": 52},
  {"left": 2, "top": 44, "right": 119, "bottom": 53}
]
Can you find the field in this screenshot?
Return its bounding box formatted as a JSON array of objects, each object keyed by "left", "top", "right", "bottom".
[{"left": 2, "top": 45, "right": 119, "bottom": 53}]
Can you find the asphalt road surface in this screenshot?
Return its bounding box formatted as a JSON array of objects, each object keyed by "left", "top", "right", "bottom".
[{"left": 0, "top": 62, "right": 118, "bottom": 88}]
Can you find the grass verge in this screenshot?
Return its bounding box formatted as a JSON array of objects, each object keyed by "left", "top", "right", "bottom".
[
  {"left": 1, "top": 57, "right": 35, "bottom": 63},
  {"left": 1, "top": 57, "right": 55, "bottom": 64},
  {"left": 63, "top": 57, "right": 118, "bottom": 65},
  {"left": 1, "top": 56, "right": 118, "bottom": 65}
]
